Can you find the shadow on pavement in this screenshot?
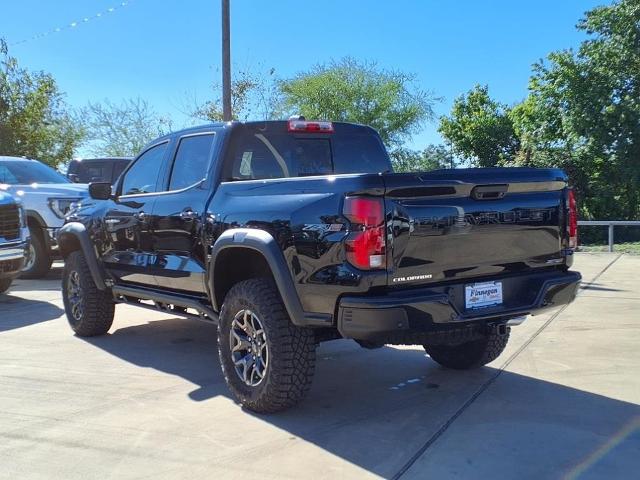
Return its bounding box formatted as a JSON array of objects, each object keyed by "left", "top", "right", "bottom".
[
  {"left": 81, "top": 317, "right": 640, "bottom": 478},
  {"left": 0, "top": 297, "right": 65, "bottom": 332},
  {"left": 11, "top": 265, "right": 64, "bottom": 292},
  {"left": 84, "top": 318, "right": 226, "bottom": 401}
]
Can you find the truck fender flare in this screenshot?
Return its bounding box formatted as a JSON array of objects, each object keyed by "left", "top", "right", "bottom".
[
  {"left": 209, "top": 228, "right": 306, "bottom": 326},
  {"left": 25, "top": 210, "right": 51, "bottom": 249},
  {"left": 25, "top": 210, "right": 47, "bottom": 227},
  {"left": 57, "top": 222, "right": 107, "bottom": 291}
]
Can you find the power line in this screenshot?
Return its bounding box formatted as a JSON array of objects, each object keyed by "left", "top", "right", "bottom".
[{"left": 10, "top": 1, "right": 136, "bottom": 47}]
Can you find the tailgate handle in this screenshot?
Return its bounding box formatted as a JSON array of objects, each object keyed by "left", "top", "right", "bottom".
[{"left": 472, "top": 184, "right": 508, "bottom": 200}]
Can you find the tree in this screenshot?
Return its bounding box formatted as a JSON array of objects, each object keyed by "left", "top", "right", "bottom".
[
  {"left": 0, "top": 39, "right": 82, "bottom": 166},
  {"left": 439, "top": 85, "right": 519, "bottom": 167},
  {"left": 79, "top": 98, "right": 172, "bottom": 157},
  {"left": 280, "top": 57, "right": 436, "bottom": 150},
  {"left": 392, "top": 144, "right": 455, "bottom": 172},
  {"left": 512, "top": 0, "right": 640, "bottom": 222},
  {"left": 191, "top": 66, "right": 280, "bottom": 122}
]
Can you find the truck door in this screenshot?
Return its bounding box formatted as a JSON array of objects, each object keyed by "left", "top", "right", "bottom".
[
  {"left": 102, "top": 142, "right": 169, "bottom": 287},
  {"left": 148, "top": 132, "right": 216, "bottom": 294}
]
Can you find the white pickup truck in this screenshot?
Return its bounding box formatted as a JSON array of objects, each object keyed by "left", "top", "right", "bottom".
[{"left": 0, "top": 156, "right": 88, "bottom": 278}]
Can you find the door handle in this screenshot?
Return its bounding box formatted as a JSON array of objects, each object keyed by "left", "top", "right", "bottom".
[{"left": 180, "top": 209, "right": 198, "bottom": 220}]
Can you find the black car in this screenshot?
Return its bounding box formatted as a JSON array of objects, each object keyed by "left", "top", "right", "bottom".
[
  {"left": 67, "top": 157, "right": 132, "bottom": 185},
  {"left": 58, "top": 119, "right": 581, "bottom": 413}
]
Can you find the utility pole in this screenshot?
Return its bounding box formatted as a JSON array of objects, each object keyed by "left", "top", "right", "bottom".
[{"left": 221, "top": 0, "right": 232, "bottom": 121}]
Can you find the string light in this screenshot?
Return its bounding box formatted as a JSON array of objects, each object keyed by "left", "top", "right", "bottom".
[{"left": 10, "top": 1, "right": 135, "bottom": 46}]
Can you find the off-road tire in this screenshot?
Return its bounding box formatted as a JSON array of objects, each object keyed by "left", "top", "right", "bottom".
[
  {"left": 21, "top": 228, "right": 52, "bottom": 279},
  {"left": 0, "top": 278, "right": 12, "bottom": 294},
  {"left": 62, "top": 251, "right": 114, "bottom": 337},
  {"left": 218, "top": 278, "right": 316, "bottom": 413},
  {"left": 424, "top": 327, "right": 510, "bottom": 370}
]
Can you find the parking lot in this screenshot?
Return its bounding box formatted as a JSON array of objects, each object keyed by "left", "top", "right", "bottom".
[{"left": 1, "top": 253, "right": 638, "bottom": 479}]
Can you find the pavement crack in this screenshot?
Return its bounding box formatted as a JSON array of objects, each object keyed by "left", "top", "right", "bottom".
[{"left": 391, "top": 254, "right": 623, "bottom": 480}]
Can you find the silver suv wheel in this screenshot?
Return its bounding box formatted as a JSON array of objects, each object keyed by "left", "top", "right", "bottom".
[{"left": 22, "top": 243, "right": 36, "bottom": 272}]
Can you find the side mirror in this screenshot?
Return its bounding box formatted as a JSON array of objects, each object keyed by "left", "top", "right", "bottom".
[{"left": 89, "top": 182, "right": 112, "bottom": 200}]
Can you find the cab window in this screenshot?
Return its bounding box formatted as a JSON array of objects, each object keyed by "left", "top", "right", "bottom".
[
  {"left": 120, "top": 143, "right": 167, "bottom": 195},
  {"left": 168, "top": 134, "right": 215, "bottom": 191}
]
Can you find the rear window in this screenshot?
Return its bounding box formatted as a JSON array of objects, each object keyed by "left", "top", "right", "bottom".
[
  {"left": 85, "top": 163, "right": 108, "bottom": 182},
  {"left": 68, "top": 159, "right": 132, "bottom": 184},
  {"left": 225, "top": 126, "right": 391, "bottom": 181},
  {"left": 112, "top": 160, "right": 131, "bottom": 182}
]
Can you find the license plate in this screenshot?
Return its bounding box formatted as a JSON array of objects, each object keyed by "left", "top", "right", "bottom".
[{"left": 465, "top": 281, "right": 503, "bottom": 309}]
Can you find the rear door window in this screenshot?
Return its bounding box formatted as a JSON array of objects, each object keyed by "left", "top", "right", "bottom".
[{"left": 168, "top": 134, "right": 215, "bottom": 191}]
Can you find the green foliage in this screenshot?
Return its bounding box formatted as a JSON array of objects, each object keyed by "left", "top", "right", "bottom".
[
  {"left": 78, "top": 98, "right": 172, "bottom": 157},
  {"left": 580, "top": 241, "right": 640, "bottom": 253},
  {"left": 438, "top": 0, "right": 640, "bottom": 236},
  {"left": 391, "top": 144, "right": 455, "bottom": 172},
  {"left": 496, "top": 0, "right": 640, "bottom": 241},
  {"left": 438, "top": 85, "right": 519, "bottom": 167},
  {"left": 280, "top": 57, "right": 436, "bottom": 149},
  {"left": 512, "top": 0, "right": 640, "bottom": 223},
  {"left": 192, "top": 67, "right": 280, "bottom": 122},
  {"left": 0, "top": 39, "right": 82, "bottom": 166}
]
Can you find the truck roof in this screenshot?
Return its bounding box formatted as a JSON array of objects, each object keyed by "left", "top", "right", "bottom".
[
  {"left": 0, "top": 156, "right": 38, "bottom": 162},
  {"left": 154, "top": 120, "right": 377, "bottom": 142},
  {"left": 71, "top": 157, "right": 133, "bottom": 162}
]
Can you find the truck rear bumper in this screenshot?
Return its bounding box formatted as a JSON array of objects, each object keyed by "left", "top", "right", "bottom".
[{"left": 337, "top": 269, "right": 581, "bottom": 341}]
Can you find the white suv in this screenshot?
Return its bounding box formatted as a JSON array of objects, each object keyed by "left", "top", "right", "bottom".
[{"left": 0, "top": 156, "right": 88, "bottom": 278}]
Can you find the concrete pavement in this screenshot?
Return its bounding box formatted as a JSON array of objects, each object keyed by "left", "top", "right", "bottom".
[{"left": 0, "top": 254, "right": 638, "bottom": 479}]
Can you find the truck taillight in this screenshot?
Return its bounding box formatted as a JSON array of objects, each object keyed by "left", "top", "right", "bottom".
[
  {"left": 568, "top": 188, "right": 578, "bottom": 249},
  {"left": 287, "top": 119, "right": 334, "bottom": 133},
  {"left": 343, "top": 197, "right": 386, "bottom": 270}
]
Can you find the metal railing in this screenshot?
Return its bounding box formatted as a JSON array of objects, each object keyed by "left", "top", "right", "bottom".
[{"left": 578, "top": 220, "right": 640, "bottom": 252}]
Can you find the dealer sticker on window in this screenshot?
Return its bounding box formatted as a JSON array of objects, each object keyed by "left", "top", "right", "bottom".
[{"left": 465, "top": 281, "right": 503, "bottom": 309}]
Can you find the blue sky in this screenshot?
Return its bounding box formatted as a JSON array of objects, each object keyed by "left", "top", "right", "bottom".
[{"left": 2, "top": 0, "right": 604, "bottom": 149}]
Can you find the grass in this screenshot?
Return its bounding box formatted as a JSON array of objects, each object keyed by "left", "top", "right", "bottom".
[{"left": 579, "top": 241, "right": 640, "bottom": 254}]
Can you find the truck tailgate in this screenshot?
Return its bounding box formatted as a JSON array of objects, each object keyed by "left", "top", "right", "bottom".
[{"left": 384, "top": 168, "right": 568, "bottom": 287}]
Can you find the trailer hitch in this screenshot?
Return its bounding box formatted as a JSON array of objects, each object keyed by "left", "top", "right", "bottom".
[{"left": 487, "top": 322, "right": 510, "bottom": 336}]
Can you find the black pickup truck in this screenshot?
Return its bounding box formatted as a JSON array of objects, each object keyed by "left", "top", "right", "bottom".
[{"left": 58, "top": 119, "right": 581, "bottom": 413}]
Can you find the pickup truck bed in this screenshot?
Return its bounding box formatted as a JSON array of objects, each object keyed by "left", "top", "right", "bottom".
[{"left": 58, "top": 119, "right": 581, "bottom": 413}]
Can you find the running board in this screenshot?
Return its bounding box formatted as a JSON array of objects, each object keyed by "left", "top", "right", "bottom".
[{"left": 111, "top": 285, "right": 219, "bottom": 324}]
